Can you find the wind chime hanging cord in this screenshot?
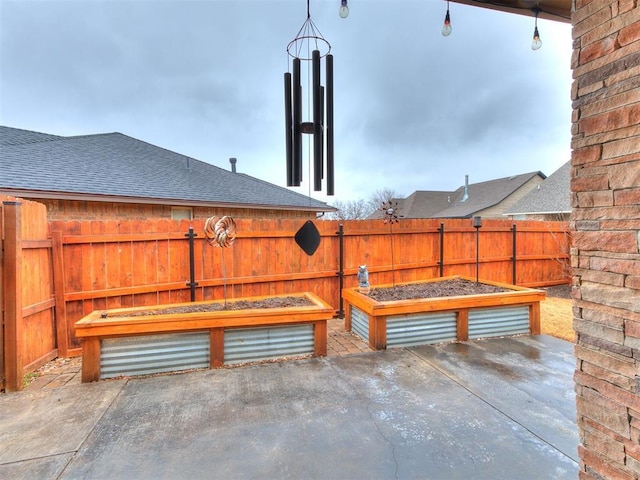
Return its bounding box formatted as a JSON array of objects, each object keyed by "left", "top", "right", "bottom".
[{"left": 204, "top": 216, "right": 237, "bottom": 248}]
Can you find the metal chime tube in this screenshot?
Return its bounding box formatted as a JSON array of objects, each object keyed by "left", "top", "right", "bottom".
[
  {"left": 320, "top": 85, "right": 325, "bottom": 180},
  {"left": 312, "top": 49, "right": 322, "bottom": 191},
  {"left": 326, "top": 54, "right": 334, "bottom": 195},
  {"left": 292, "top": 57, "right": 302, "bottom": 185},
  {"left": 284, "top": 72, "right": 293, "bottom": 186}
]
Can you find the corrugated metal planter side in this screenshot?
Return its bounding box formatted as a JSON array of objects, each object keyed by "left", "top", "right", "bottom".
[
  {"left": 101, "top": 331, "right": 210, "bottom": 379},
  {"left": 224, "top": 324, "right": 314, "bottom": 365},
  {"left": 75, "top": 292, "right": 334, "bottom": 382},
  {"left": 468, "top": 306, "right": 530, "bottom": 340},
  {"left": 342, "top": 276, "right": 545, "bottom": 350},
  {"left": 387, "top": 311, "right": 458, "bottom": 348},
  {"left": 351, "top": 306, "right": 369, "bottom": 344}
]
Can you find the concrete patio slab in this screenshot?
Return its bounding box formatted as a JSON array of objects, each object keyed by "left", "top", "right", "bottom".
[
  {"left": 0, "top": 336, "right": 578, "bottom": 479},
  {"left": 0, "top": 380, "right": 126, "bottom": 479},
  {"left": 409, "top": 335, "right": 578, "bottom": 463}
]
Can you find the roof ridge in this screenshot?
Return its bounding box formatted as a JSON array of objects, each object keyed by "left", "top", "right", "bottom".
[{"left": 464, "top": 171, "right": 545, "bottom": 188}]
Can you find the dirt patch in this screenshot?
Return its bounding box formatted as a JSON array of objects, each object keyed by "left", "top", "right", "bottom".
[
  {"left": 106, "top": 282, "right": 575, "bottom": 342},
  {"left": 538, "top": 285, "right": 574, "bottom": 342},
  {"left": 109, "top": 296, "right": 314, "bottom": 317},
  {"left": 543, "top": 284, "right": 572, "bottom": 299},
  {"left": 366, "top": 278, "right": 508, "bottom": 302},
  {"left": 540, "top": 297, "right": 574, "bottom": 342}
]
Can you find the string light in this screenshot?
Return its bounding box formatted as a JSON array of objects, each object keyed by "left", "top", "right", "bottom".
[
  {"left": 339, "top": 0, "right": 349, "bottom": 18},
  {"left": 531, "top": 7, "right": 542, "bottom": 50},
  {"left": 442, "top": 0, "right": 452, "bottom": 36}
]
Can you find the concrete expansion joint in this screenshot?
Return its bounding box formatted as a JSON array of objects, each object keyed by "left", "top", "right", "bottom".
[
  {"left": 324, "top": 358, "right": 400, "bottom": 479},
  {"left": 364, "top": 402, "right": 400, "bottom": 480}
]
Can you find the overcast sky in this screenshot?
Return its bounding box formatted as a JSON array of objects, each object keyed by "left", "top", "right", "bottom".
[{"left": 1, "top": 0, "right": 573, "bottom": 204}]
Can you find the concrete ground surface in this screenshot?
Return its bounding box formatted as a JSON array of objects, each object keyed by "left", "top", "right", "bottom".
[{"left": 0, "top": 335, "right": 578, "bottom": 480}]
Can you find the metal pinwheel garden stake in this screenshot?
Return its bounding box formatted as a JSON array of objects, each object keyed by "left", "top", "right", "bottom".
[
  {"left": 380, "top": 201, "right": 402, "bottom": 287},
  {"left": 204, "top": 216, "right": 237, "bottom": 306}
]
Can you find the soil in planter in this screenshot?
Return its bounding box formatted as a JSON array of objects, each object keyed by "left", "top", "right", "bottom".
[
  {"left": 107, "top": 296, "right": 314, "bottom": 318},
  {"left": 366, "top": 278, "right": 510, "bottom": 302}
]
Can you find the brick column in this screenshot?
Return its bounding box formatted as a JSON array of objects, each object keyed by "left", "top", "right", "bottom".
[{"left": 571, "top": 1, "right": 640, "bottom": 477}]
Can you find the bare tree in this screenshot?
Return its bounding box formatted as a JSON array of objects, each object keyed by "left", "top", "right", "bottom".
[
  {"left": 367, "top": 188, "right": 399, "bottom": 212},
  {"left": 325, "top": 199, "right": 372, "bottom": 220}
]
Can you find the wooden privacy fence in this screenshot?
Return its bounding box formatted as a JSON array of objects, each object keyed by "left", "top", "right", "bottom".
[
  {"left": 1, "top": 197, "right": 57, "bottom": 391},
  {"left": 48, "top": 217, "right": 570, "bottom": 357},
  {"left": 2, "top": 206, "right": 570, "bottom": 390}
]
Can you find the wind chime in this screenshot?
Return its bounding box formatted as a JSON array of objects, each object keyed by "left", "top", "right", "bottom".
[
  {"left": 284, "top": 0, "right": 335, "bottom": 256},
  {"left": 284, "top": 0, "right": 335, "bottom": 196}
]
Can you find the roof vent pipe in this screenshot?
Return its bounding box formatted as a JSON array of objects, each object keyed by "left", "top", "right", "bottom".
[
  {"left": 461, "top": 174, "right": 469, "bottom": 202},
  {"left": 229, "top": 157, "right": 237, "bottom": 173}
]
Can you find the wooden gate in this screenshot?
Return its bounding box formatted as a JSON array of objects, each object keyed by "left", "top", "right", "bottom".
[
  {"left": 0, "top": 201, "right": 4, "bottom": 390},
  {"left": 1, "top": 196, "right": 58, "bottom": 391}
]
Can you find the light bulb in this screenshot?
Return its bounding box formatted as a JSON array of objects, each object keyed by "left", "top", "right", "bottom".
[
  {"left": 441, "top": 2, "right": 452, "bottom": 37},
  {"left": 441, "top": 10, "right": 452, "bottom": 36},
  {"left": 531, "top": 26, "right": 542, "bottom": 50},
  {"left": 339, "top": 0, "right": 349, "bottom": 18}
]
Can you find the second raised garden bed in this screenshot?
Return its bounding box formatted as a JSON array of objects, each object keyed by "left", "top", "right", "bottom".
[
  {"left": 342, "top": 275, "right": 545, "bottom": 350},
  {"left": 75, "top": 292, "right": 334, "bottom": 382}
]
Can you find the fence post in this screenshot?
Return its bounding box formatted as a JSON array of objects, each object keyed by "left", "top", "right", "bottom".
[
  {"left": 438, "top": 222, "right": 444, "bottom": 277},
  {"left": 185, "top": 227, "right": 198, "bottom": 302},
  {"left": 473, "top": 217, "right": 483, "bottom": 283},
  {"left": 3, "top": 201, "right": 23, "bottom": 391},
  {"left": 335, "top": 223, "right": 344, "bottom": 318},
  {"left": 51, "top": 229, "right": 69, "bottom": 357},
  {"left": 511, "top": 223, "right": 517, "bottom": 285}
]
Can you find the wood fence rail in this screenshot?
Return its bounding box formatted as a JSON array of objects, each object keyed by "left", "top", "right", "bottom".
[{"left": 2, "top": 206, "right": 570, "bottom": 390}]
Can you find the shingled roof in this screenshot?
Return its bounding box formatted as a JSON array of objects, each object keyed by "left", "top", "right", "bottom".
[
  {"left": 505, "top": 161, "right": 571, "bottom": 216},
  {"left": 431, "top": 171, "right": 545, "bottom": 218},
  {"left": 1, "top": 126, "right": 331, "bottom": 212},
  {"left": 371, "top": 171, "right": 545, "bottom": 219}
]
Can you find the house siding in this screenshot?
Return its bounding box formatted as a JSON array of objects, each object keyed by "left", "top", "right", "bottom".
[
  {"left": 475, "top": 176, "right": 545, "bottom": 218},
  {"left": 571, "top": 1, "right": 640, "bottom": 478}
]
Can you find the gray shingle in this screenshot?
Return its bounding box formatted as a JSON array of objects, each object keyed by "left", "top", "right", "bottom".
[
  {"left": 0, "top": 125, "right": 63, "bottom": 145},
  {"left": 505, "top": 162, "right": 571, "bottom": 215},
  {"left": 372, "top": 172, "right": 545, "bottom": 219},
  {"left": 1, "top": 126, "right": 331, "bottom": 211},
  {"left": 432, "top": 172, "right": 544, "bottom": 218}
]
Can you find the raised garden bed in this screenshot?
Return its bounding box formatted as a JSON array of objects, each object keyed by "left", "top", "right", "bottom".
[
  {"left": 342, "top": 276, "right": 545, "bottom": 350},
  {"left": 75, "top": 292, "right": 334, "bottom": 382}
]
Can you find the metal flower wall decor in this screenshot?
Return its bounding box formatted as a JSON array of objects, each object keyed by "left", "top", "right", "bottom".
[
  {"left": 204, "top": 215, "right": 237, "bottom": 306},
  {"left": 380, "top": 200, "right": 403, "bottom": 287}
]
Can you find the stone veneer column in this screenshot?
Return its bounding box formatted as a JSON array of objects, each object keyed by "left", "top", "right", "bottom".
[{"left": 571, "top": 0, "right": 640, "bottom": 478}]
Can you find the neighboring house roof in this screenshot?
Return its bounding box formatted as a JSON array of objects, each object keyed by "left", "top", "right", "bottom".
[
  {"left": 1, "top": 126, "right": 331, "bottom": 212},
  {"left": 392, "top": 190, "right": 455, "bottom": 218},
  {"left": 432, "top": 171, "right": 545, "bottom": 218},
  {"left": 371, "top": 171, "right": 546, "bottom": 219},
  {"left": 505, "top": 161, "right": 571, "bottom": 216},
  {"left": 1, "top": 126, "right": 63, "bottom": 145}
]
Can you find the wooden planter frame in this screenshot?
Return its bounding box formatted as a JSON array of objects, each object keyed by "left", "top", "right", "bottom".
[
  {"left": 75, "top": 292, "right": 334, "bottom": 382},
  {"left": 342, "top": 275, "right": 545, "bottom": 350}
]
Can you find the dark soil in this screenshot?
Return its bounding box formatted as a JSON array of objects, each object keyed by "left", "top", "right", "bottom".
[
  {"left": 366, "top": 278, "right": 509, "bottom": 302},
  {"left": 543, "top": 284, "right": 571, "bottom": 299},
  {"left": 105, "top": 281, "right": 572, "bottom": 318},
  {"left": 108, "top": 296, "right": 314, "bottom": 318}
]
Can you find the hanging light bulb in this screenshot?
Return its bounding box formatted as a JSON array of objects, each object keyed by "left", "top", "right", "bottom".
[
  {"left": 339, "top": 0, "right": 349, "bottom": 18},
  {"left": 531, "top": 8, "right": 542, "bottom": 50},
  {"left": 531, "top": 26, "right": 542, "bottom": 50},
  {"left": 441, "top": 1, "right": 452, "bottom": 36}
]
